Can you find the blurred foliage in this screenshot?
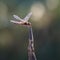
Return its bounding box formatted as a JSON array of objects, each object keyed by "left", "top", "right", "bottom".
[{"left": 0, "top": 0, "right": 59, "bottom": 60}]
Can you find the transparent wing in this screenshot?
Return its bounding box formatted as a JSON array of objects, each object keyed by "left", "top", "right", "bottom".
[
  {"left": 10, "top": 20, "right": 22, "bottom": 24},
  {"left": 13, "top": 15, "right": 23, "bottom": 21},
  {"left": 23, "top": 12, "right": 32, "bottom": 21}
]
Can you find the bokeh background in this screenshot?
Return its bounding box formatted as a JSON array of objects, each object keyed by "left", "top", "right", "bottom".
[{"left": 0, "top": 0, "right": 60, "bottom": 60}]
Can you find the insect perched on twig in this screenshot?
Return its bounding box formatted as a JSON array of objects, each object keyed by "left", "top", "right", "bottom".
[{"left": 10, "top": 12, "right": 37, "bottom": 60}]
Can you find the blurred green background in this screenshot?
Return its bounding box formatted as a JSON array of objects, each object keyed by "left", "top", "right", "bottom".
[{"left": 0, "top": 0, "right": 60, "bottom": 60}]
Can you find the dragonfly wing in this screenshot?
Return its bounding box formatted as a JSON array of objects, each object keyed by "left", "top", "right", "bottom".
[
  {"left": 10, "top": 20, "right": 21, "bottom": 24},
  {"left": 13, "top": 15, "right": 23, "bottom": 21},
  {"left": 23, "top": 12, "right": 32, "bottom": 21}
]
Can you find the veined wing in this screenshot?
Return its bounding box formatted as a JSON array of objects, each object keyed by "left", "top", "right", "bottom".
[
  {"left": 10, "top": 20, "right": 22, "bottom": 24},
  {"left": 23, "top": 12, "right": 32, "bottom": 21},
  {"left": 13, "top": 15, "right": 23, "bottom": 21}
]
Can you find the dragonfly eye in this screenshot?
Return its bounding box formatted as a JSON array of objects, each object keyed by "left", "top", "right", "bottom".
[
  {"left": 24, "top": 22, "right": 27, "bottom": 25},
  {"left": 23, "top": 22, "right": 31, "bottom": 26}
]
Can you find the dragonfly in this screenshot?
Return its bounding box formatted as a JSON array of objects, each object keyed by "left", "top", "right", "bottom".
[
  {"left": 10, "top": 12, "right": 37, "bottom": 60},
  {"left": 10, "top": 12, "right": 32, "bottom": 26}
]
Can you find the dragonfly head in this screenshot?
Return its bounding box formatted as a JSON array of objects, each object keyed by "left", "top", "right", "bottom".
[{"left": 22, "top": 22, "right": 31, "bottom": 27}]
